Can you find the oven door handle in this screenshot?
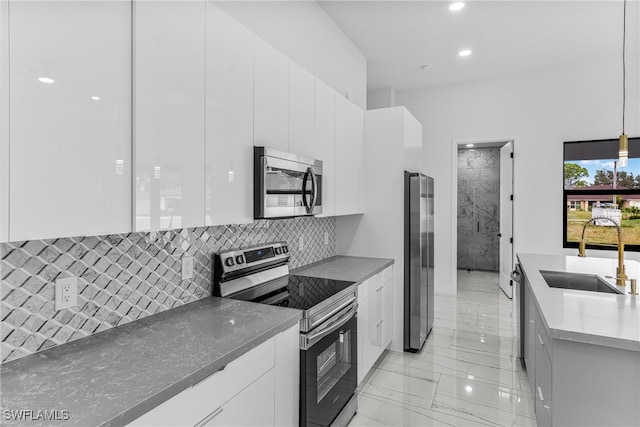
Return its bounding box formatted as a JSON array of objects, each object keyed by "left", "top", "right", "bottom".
[{"left": 301, "top": 303, "right": 357, "bottom": 350}]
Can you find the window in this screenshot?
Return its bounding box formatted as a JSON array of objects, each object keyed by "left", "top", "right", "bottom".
[{"left": 563, "top": 137, "right": 640, "bottom": 251}]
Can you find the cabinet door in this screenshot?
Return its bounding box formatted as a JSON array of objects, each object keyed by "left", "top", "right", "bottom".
[
  {"left": 524, "top": 280, "right": 536, "bottom": 396},
  {"left": 274, "top": 324, "right": 299, "bottom": 426},
  {"left": 334, "top": 95, "right": 364, "bottom": 216},
  {"left": 0, "top": 0, "right": 8, "bottom": 242},
  {"left": 253, "top": 37, "right": 288, "bottom": 152},
  {"left": 288, "top": 61, "right": 315, "bottom": 157},
  {"left": 205, "top": 5, "right": 254, "bottom": 226},
  {"left": 9, "top": 0, "right": 131, "bottom": 241},
  {"left": 314, "top": 79, "right": 335, "bottom": 217},
  {"left": 534, "top": 330, "right": 552, "bottom": 426},
  {"left": 356, "top": 290, "right": 368, "bottom": 385},
  {"left": 362, "top": 289, "right": 378, "bottom": 375},
  {"left": 134, "top": 0, "right": 205, "bottom": 231},
  {"left": 204, "top": 370, "right": 275, "bottom": 427},
  {"left": 381, "top": 278, "right": 393, "bottom": 350}
]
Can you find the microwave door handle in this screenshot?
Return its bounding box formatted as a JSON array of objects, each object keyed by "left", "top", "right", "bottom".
[
  {"left": 302, "top": 167, "right": 312, "bottom": 214},
  {"left": 309, "top": 167, "right": 317, "bottom": 211}
]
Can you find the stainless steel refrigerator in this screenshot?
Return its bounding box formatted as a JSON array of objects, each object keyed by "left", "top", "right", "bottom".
[{"left": 404, "top": 172, "right": 434, "bottom": 352}]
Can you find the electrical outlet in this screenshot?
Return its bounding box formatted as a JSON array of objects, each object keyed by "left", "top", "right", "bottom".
[
  {"left": 55, "top": 277, "right": 77, "bottom": 311},
  {"left": 299, "top": 236, "right": 305, "bottom": 252},
  {"left": 324, "top": 232, "right": 329, "bottom": 246},
  {"left": 182, "top": 256, "right": 194, "bottom": 280}
]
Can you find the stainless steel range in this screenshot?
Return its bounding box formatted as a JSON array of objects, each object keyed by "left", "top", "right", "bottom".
[{"left": 214, "top": 242, "right": 358, "bottom": 427}]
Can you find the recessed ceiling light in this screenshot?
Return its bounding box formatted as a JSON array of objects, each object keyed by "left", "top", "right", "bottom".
[
  {"left": 38, "top": 77, "right": 55, "bottom": 84},
  {"left": 458, "top": 49, "right": 472, "bottom": 57},
  {"left": 466, "top": 143, "right": 474, "bottom": 147},
  {"left": 91, "top": 96, "right": 101, "bottom": 101},
  {"left": 449, "top": 2, "right": 465, "bottom": 12},
  {"left": 420, "top": 64, "right": 432, "bottom": 71}
]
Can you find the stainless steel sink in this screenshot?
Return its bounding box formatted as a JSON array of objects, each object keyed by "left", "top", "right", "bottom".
[{"left": 539, "top": 270, "right": 624, "bottom": 294}]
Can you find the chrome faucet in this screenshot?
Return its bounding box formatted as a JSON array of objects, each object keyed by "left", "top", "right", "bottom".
[{"left": 578, "top": 216, "right": 627, "bottom": 287}]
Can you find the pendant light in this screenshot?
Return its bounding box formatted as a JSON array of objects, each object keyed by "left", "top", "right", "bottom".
[{"left": 618, "top": 0, "right": 628, "bottom": 167}]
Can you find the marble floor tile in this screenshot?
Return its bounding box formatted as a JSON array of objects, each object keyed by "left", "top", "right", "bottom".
[
  {"left": 449, "top": 330, "right": 517, "bottom": 357},
  {"left": 358, "top": 364, "right": 440, "bottom": 410},
  {"left": 348, "top": 271, "right": 535, "bottom": 427},
  {"left": 351, "top": 393, "right": 499, "bottom": 427},
  {"left": 434, "top": 373, "right": 535, "bottom": 418}
]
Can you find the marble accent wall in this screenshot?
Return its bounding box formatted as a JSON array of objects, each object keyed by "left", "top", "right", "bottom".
[
  {"left": 0, "top": 217, "right": 335, "bottom": 363},
  {"left": 457, "top": 148, "right": 500, "bottom": 271}
]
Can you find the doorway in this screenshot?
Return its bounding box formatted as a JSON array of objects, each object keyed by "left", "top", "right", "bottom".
[{"left": 455, "top": 140, "right": 514, "bottom": 298}]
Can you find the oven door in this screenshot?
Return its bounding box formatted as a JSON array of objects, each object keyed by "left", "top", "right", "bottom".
[
  {"left": 254, "top": 147, "right": 323, "bottom": 219},
  {"left": 300, "top": 304, "right": 357, "bottom": 427}
]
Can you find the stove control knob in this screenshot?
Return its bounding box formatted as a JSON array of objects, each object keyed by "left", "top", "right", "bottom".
[
  {"left": 282, "top": 246, "right": 289, "bottom": 254},
  {"left": 275, "top": 247, "right": 282, "bottom": 255},
  {"left": 224, "top": 257, "right": 235, "bottom": 267},
  {"left": 235, "top": 255, "right": 245, "bottom": 264}
]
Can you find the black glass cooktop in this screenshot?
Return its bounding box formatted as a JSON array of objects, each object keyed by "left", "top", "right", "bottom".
[{"left": 228, "top": 275, "right": 356, "bottom": 311}]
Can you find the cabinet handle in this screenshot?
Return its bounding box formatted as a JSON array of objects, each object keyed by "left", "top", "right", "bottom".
[
  {"left": 376, "top": 285, "right": 383, "bottom": 292},
  {"left": 191, "top": 365, "right": 226, "bottom": 388},
  {"left": 195, "top": 407, "right": 224, "bottom": 427},
  {"left": 537, "top": 386, "right": 544, "bottom": 402},
  {"left": 376, "top": 319, "right": 383, "bottom": 327},
  {"left": 537, "top": 334, "right": 544, "bottom": 346}
]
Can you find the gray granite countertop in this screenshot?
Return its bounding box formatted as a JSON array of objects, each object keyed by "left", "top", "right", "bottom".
[
  {"left": 291, "top": 255, "right": 393, "bottom": 284},
  {"left": 0, "top": 297, "right": 302, "bottom": 426}
]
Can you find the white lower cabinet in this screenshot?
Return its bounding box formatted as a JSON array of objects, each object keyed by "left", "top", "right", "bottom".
[
  {"left": 128, "top": 324, "right": 298, "bottom": 427},
  {"left": 203, "top": 370, "right": 275, "bottom": 426},
  {"left": 357, "top": 266, "right": 393, "bottom": 385}
]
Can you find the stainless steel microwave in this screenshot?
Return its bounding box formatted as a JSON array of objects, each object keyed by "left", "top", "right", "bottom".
[{"left": 254, "top": 147, "right": 323, "bottom": 219}]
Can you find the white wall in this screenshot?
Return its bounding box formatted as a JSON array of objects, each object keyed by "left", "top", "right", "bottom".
[
  {"left": 214, "top": 0, "right": 367, "bottom": 109},
  {"left": 396, "top": 58, "right": 640, "bottom": 294},
  {"left": 367, "top": 87, "right": 396, "bottom": 110}
]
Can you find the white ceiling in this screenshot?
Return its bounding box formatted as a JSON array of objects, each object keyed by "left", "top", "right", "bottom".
[{"left": 319, "top": 0, "right": 640, "bottom": 92}]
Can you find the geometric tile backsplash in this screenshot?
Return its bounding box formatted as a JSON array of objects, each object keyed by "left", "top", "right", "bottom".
[{"left": 0, "top": 217, "right": 336, "bottom": 363}]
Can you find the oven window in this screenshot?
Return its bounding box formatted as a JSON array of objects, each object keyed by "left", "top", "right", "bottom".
[{"left": 316, "top": 330, "right": 351, "bottom": 403}]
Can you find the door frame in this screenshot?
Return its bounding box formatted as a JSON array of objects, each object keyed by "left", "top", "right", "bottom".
[{"left": 450, "top": 136, "right": 516, "bottom": 292}]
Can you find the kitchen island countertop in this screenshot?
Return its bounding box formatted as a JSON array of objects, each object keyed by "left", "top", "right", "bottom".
[
  {"left": 518, "top": 253, "right": 640, "bottom": 351},
  {"left": 0, "top": 296, "right": 301, "bottom": 426}
]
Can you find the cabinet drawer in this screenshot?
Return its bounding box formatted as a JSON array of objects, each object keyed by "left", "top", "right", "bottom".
[
  {"left": 359, "top": 273, "right": 381, "bottom": 300},
  {"left": 380, "top": 266, "right": 393, "bottom": 284},
  {"left": 129, "top": 337, "right": 275, "bottom": 426},
  {"left": 535, "top": 323, "right": 552, "bottom": 425},
  {"left": 534, "top": 309, "right": 552, "bottom": 359},
  {"left": 203, "top": 369, "right": 275, "bottom": 426}
]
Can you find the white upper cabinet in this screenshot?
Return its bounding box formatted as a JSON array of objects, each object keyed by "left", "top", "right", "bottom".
[
  {"left": 288, "top": 61, "right": 315, "bottom": 157},
  {"left": 133, "top": 0, "right": 206, "bottom": 232},
  {"left": 1, "top": 0, "right": 8, "bottom": 242},
  {"left": 334, "top": 95, "right": 364, "bottom": 216},
  {"left": 253, "top": 37, "right": 289, "bottom": 152},
  {"left": 8, "top": 0, "right": 131, "bottom": 241},
  {"left": 314, "top": 79, "right": 336, "bottom": 217},
  {"left": 205, "top": 4, "right": 254, "bottom": 226}
]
